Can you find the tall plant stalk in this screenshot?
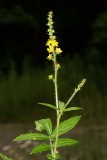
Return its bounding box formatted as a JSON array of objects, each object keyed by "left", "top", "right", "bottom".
[
  {"left": 0, "top": 11, "right": 86, "bottom": 160},
  {"left": 46, "top": 11, "right": 63, "bottom": 158},
  {"left": 46, "top": 11, "right": 86, "bottom": 159}
]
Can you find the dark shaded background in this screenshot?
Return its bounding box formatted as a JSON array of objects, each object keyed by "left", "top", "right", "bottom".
[{"left": 0, "top": 0, "right": 107, "bottom": 73}]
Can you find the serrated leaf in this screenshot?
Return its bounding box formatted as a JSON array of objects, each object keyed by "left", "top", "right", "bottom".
[
  {"left": 58, "top": 101, "right": 65, "bottom": 111},
  {"left": 52, "top": 116, "right": 81, "bottom": 137},
  {"left": 38, "top": 103, "right": 57, "bottom": 110},
  {"left": 35, "top": 118, "right": 52, "bottom": 135},
  {"left": 14, "top": 133, "right": 49, "bottom": 141},
  {"left": 64, "top": 107, "right": 82, "bottom": 112},
  {"left": 31, "top": 143, "right": 51, "bottom": 154},
  {"left": 35, "top": 121, "right": 44, "bottom": 132},
  {"left": 0, "top": 153, "right": 12, "bottom": 160},
  {"left": 57, "top": 138, "right": 78, "bottom": 147}
]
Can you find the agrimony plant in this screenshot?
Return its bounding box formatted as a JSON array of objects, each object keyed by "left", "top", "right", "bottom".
[{"left": 0, "top": 11, "right": 86, "bottom": 160}]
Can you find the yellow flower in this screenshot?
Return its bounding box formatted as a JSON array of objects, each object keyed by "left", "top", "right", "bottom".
[
  {"left": 46, "top": 39, "right": 52, "bottom": 46},
  {"left": 47, "top": 54, "right": 53, "bottom": 60},
  {"left": 46, "top": 39, "right": 59, "bottom": 53},
  {"left": 47, "top": 46, "right": 54, "bottom": 53},
  {"left": 46, "top": 39, "right": 58, "bottom": 47},
  {"left": 52, "top": 40, "right": 58, "bottom": 47},
  {"left": 55, "top": 48, "right": 62, "bottom": 54}
]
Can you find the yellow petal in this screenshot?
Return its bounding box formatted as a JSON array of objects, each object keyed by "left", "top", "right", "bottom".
[
  {"left": 47, "top": 46, "right": 54, "bottom": 53},
  {"left": 46, "top": 39, "right": 58, "bottom": 47},
  {"left": 47, "top": 54, "right": 53, "bottom": 60},
  {"left": 55, "top": 48, "right": 62, "bottom": 54}
]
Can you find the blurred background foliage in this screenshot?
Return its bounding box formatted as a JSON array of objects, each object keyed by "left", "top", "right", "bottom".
[{"left": 0, "top": 56, "right": 107, "bottom": 125}]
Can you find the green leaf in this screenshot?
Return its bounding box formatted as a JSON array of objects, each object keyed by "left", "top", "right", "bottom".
[
  {"left": 31, "top": 143, "right": 51, "bottom": 154},
  {"left": 52, "top": 116, "right": 81, "bottom": 137},
  {"left": 0, "top": 153, "right": 12, "bottom": 160},
  {"left": 35, "top": 118, "right": 52, "bottom": 135},
  {"left": 14, "top": 133, "right": 49, "bottom": 141},
  {"left": 47, "top": 154, "right": 61, "bottom": 160},
  {"left": 35, "top": 121, "right": 44, "bottom": 132},
  {"left": 57, "top": 138, "right": 78, "bottom": 147},
  {"left": 64, "top": 107, "right": 82, "bottom": 112},
  {"left": 58, "top": 101, "right": 65, "bottom": 111},
  {"left": 38, "top": 103, "right": 57, "bottom": 110}
]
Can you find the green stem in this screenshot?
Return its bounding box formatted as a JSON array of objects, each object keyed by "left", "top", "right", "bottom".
[
  {"left": 50, "top": 138, "right": 54, "bottom": 157},
  {"left": 53, "top": 114, "right": 61, "bottom": 158},
  {"left": 53, "top": 52, "right": 59, "bottom": 114},
  {"left": 52, "top": 51, "right": 61, "bottom": 159},
  {"left": 65, "top": 91, "right": 76, "bottom": 107}
]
